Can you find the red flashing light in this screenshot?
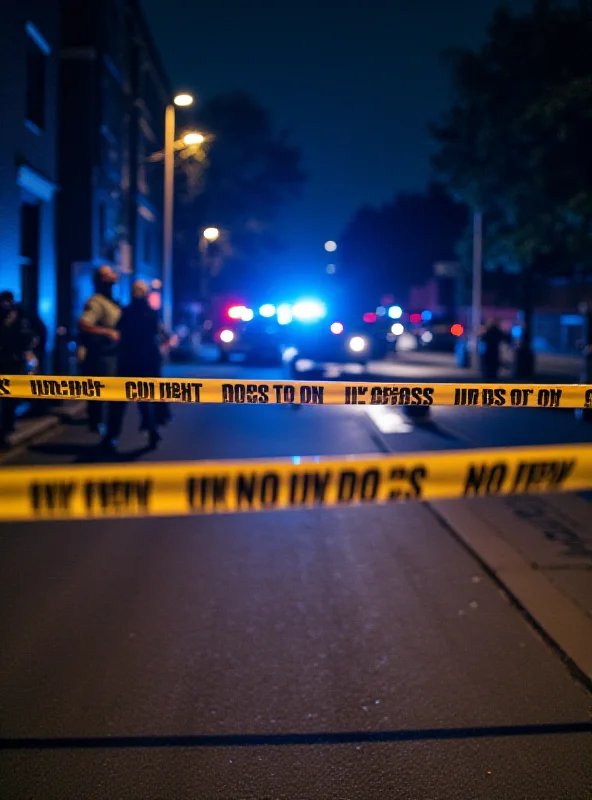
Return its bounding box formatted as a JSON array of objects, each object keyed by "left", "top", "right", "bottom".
[
  {"left": 363, "top": 312, "right": 377, "bottom": 323},
  {"left": 451, "top": 323, "right": 464, "bottom": 337},
  {"left": 409, "top": 313, "right": 422, "bottom": 324},
  {"left": 228, "top": 305, "right": 245, "bottom": 320}
]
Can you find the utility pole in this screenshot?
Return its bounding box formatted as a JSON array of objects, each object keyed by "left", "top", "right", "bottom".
[
  {"left": 162, "top": 103, "right": 176, "bottom": 334},
  {"left": 471, "top": 209, "right": 483, "bottom": 370}
]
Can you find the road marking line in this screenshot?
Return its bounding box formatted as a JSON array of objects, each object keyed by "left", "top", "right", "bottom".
[{"left": 364, "top": 406, "right": 413, "bottom": 434}]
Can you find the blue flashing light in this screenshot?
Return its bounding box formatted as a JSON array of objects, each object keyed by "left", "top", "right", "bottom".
[
  {"left": 292, "top": 299, "right": 327, "bottom": 322},
  {"left": 277, "top": 304, "right": 293, "bottom": 325},
  {"left": 421, "top": 310, "right": 432, "bottom": 322},
  {"left": 388, "top": 305, "right": 402, "bottom": 319},
  {"left": 259, "top": 303, "right": 276, "bottom": 317},
  {"left": 242, "top": 308, "right": 254, "bottom": 321},
  {"left": 511, "top": 325, "right": 523, "bottom": 338}
]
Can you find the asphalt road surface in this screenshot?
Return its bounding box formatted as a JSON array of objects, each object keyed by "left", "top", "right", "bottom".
[{"left": 0, "top": 362, "right": 591, "bottom": 799}]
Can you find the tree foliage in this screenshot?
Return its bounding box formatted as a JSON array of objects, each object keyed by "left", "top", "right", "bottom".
[
  {"left": 174, "top": 91, "right": 306, "bottom": 297},
  {"left": 339, "top": 182, "right": 468, "bottom": 310},
  {"left": 430, "top": 2, "right": 592, "bottom": 280}
]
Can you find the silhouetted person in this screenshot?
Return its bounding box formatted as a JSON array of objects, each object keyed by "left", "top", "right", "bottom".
[
  {"left": 78, "top": 266, "right": 121, "bottom": 433},
  {"left": 0, "top": 291, "right": 34, "bottom": 447},
  {"left": 103, "top": 281, "right": 167, "bottom": 451},
  {"left": 480, "top": 319, "right": 511, "bottom": 381},
  {"left": 25, "top": 307, "right": 47, "bottom": 369},
  {"left": 24, "top": 306, "right": 48, "bottom": 416}
]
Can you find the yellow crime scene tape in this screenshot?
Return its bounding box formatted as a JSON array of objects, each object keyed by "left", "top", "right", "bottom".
[
  {"left": 1, "top": 374, "right": 592, "bottom": 408},
  {"left": 0, "top": 444, "right": 590, "bottom": 522}
]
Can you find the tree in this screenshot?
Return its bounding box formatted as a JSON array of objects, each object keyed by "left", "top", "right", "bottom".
[
  {"left": 174, "top": 91, "right": 306, "bottom": 305},
  {"left": 431, "top": 2, "right": 592, "bottom": 375},
  {"left": 339, "top": 183, "right": 468, "bottom": 312}
]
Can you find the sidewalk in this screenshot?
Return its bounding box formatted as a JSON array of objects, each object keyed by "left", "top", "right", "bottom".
[
  {"left": 380, "top": 350, "right": 582, "bottom": 383},
  {"left": 2, "top": 401, "right": 85, "bottom": 451},
  {"left": 431, "top": 493, "right": 592, "bottom": 682},
  {"left": 374, "top": 349, "right": 592, "bottom": 682}
]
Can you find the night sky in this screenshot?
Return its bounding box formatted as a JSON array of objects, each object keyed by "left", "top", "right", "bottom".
[{"left": 141, "top": 0, "right": 532, "bottom": 278}]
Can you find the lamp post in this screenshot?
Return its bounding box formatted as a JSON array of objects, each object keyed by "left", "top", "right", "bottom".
[
  {"left": 471, "top": 209, "right": 483, "bottom": 370},
  {"left": 199, "top": 227, "right": 221, "bottom": 304},
  {"left": 162, "top": 93, "right": 194, "bottom": 333}
]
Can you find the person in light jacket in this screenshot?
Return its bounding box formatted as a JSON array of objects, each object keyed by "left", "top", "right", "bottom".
[{"left": 78, "top": 266, "right": 121, "bottom": 433}]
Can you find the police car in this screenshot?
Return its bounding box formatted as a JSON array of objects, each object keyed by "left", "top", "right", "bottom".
[
  {"left": 215, "top": 305, "right": 283, "bottom": 365},
  {"left": 282, "top": 302, "right": 388, "bottom": 377}
]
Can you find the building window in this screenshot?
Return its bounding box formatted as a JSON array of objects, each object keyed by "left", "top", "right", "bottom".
[
  {"left": 143, "top": 226, "right": 152, "bottom": 264},
  {"left": 25, "top": 23, "right": 49, "bottom": 132}
]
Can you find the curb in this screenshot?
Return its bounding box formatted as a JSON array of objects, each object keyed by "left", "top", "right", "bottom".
[
  {"left": 362, "top": 403, "right": 592, "bottom": 688},
  {"left": 429, "top": 500, "right": 592, "bottom": 688},
  {"left": 4, "top": 402, "right": 85, "bottom": 450}
]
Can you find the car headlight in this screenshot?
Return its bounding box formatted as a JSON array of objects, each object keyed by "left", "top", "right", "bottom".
[
  {"left": 220, "top": 329, "right": 234, "bottom": 343},
  {"left": 348, "top": 335, "right": 367, "bottom": 353}
]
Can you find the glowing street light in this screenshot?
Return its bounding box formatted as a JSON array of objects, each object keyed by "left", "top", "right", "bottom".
[
  {"left": 173, "top": 93, "right": 194, "bottom": 107},
  {"left": 203, "top": 227, "right": 220, "bottom": 242},
  {"left": 324, "top": 240, "right": 337, "bottom": 252},
  {"left": 183, "top": 132, "right": 205, "bottom": 146}
]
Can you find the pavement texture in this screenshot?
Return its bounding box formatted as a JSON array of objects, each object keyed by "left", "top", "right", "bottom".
[
  {"left": 0, "top": 360, "right": 591, "bottom": 799},
  {"left": 388, "top": 349, "right": 582, "bottom": 382}
]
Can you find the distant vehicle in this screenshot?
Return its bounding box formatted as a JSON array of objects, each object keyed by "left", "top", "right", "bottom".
[
  {"left": 283, "top": 305, "right": 389, "bottom": 377},
  {"left": 167, "top": 325, "right": 201, "bottom": 362},
  {"left": 410, "top": 314, "right": 464, "bottom": 353},
  {"left": 203, "top": 297, "right": 391, "bottom": 371},
  {"left": 215, "top": 314, "right": 283, "bottom": 365}
]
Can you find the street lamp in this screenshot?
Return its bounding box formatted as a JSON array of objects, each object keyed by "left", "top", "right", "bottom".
[
  {"left": 173, "top": 93, "right": 193, "bottom": 107},
  {"left": 324, "top": 240, "right": 337, "bottom": 252},
  {"left": 183, "top": 132, "right": 205, "bottom": 146},
  {"left": 198, "top": 227, "right": 223, "bottom": 304},
  {"left": 163, "top": 92, "right": 194, "bottom": 332},
  {"left": 203, "top": 227, "right": 220, "bottom": 242}
]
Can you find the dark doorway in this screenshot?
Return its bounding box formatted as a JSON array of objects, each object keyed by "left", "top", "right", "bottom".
[{"left": 20, "top": 202, "right": 41, "bottom": 314}]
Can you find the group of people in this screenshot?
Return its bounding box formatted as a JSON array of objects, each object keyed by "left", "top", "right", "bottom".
[
  {"left": 78, "top": 266, "right": 170, "bottom": 452},
  {"left": 0, "top": 267, "right": 169, "bottom": 451}
]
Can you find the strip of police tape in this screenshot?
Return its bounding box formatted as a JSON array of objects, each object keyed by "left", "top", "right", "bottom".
[
  {"left": 1, "top": 374, "right": 592, "bottom": 408},
  {"left": 0, "top": 444, "right": 590, "bottom": 522}
]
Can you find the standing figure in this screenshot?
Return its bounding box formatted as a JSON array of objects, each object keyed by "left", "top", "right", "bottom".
[
  {"left": 103, "top": 280, "right": 167, "bottom": 451},
  {"left": 78, "top": 266, "right": 121, "bottom": 433},
  {"left": 480, "top": 319, "right": 511, "bottom": 381},
  {"left": 0, "top": 291, "right": 34, "bottom": 447}
]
